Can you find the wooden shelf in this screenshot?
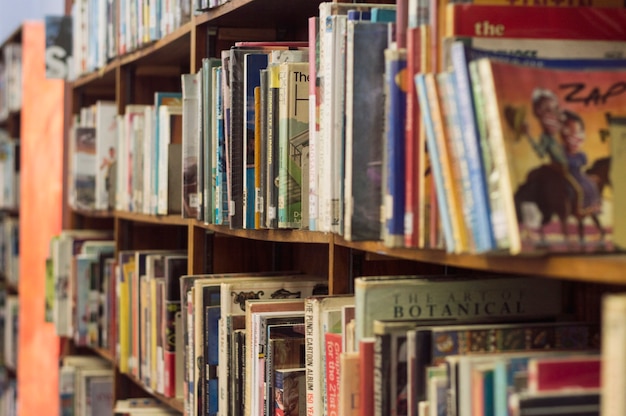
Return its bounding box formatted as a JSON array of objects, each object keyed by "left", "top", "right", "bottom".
[
  {"left": 334, "top": 235, "right": 626, "bottom": 284},
  {"left": 115, "top": 211, "right": 191, "bottom": 226},
  {"left": 125, "top": 373, "right": 185, "bottom": 413},
  {"left": 72, "top": 61, "right": 118, "bottom": 89},
  {"left": 119, "top": 21, "right": 192, "bottom": 68}
]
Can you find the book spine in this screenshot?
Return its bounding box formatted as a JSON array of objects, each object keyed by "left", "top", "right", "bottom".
[
  {"left": 449, "top": 42, "right": 494, "bottom": 253},
  {"left": 475, "top": 59, "right": 519, "bottom": 254},
  {"left": 305, "top": 298, "right": 321, "bottom": 416},
  {"left": 266, "top": 65, "right": 280, "bottom": 229},
  {"left": 415, "top": 73, "right": 455, "bottom": 252},
  {"left": 602, "top": 294, "right": 626, "bottom": 416},
  {"left": 229, "top": 49, "right": 245, "bottom": 229},
  {"left": 325, "top": 332, "right": 343, "bottom": 416},
  {"left": 308, "top": 16, "right": 319, "bottom": 231},
  {"left": 373, "top": 333, "right": 390, "bottom": 416}
]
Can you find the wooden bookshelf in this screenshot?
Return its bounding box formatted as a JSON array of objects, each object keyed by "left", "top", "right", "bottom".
[{"left": 61, "top": 0, "right": 626, "bottom": 414}]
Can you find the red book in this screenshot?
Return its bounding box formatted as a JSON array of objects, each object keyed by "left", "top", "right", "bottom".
[
  {"left": 446, "top": 5, "right": 626, "bottom": 40},
  {"left": 359, "top": 338, "right": 375, "bottom": 416},
  {"left": 325, "top": 332, "right": 343, "bottom": 416},
  {"left": 404, "top": 27, "right": 422, "bottom": 248},
  {"left": 528, "top": 356, "right": 601, "bottom": 392}
]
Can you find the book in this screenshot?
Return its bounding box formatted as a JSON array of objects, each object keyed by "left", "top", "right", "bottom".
[
  {"left": 73, "top": 126, "right": 97, "bottom": 210},
  {"left": 278, "top": 61, "right": 309, "bottom": 229},
  {"left": 476, "top": 59, "right": 621, "bottom": 253},
  {"left": 274, "top": 368, "right": 306, "bottom": 416},
  {"left": 340, "top": 351, "right": 360, "bottom": 416},
  {"left": 181, "top": 71, "right": 202, "bottom": 219},
  {"left": 202, "top": 58, "right": 221, "bottom": 224},
  {"left": 243, "top": 52, "right": 268, "bottom": 229},
  {"left": 163, "top": 254, "right": 188, "bottom": 398},
  {"left": 360, "top": 338, "right": 376, "bottom": 416},
  {"left": 509, "top": 389, "right": 600, "bottom": 416},
  {"left": 602, "top": 294, "right": 626, "bottom": 416},
  {"left": 157, "top": 104, "right": 183, "bottom": 215},
  {"left": 354, "top": 275, "right": 563, "bottom": 346},
  {"left": 527, "top": 354, "right": 601, "bottom": 392},
  {"left": 446, "top": 5, "right": 626, "bottom": 40},
  {"left": 305, "top": 294, "right": 354, "bottom": 416},
  {"left": 94, "top": 101, "right": 118, "bottom": 211},
  {"left": 343, "top": 20, "right": 389, "bottom": 242},
  {"left": 382, "top": 47, "right": 408, "bottom": 247},
  {"left": 607, "top": 114, "right": 626, "bottom": 250}
]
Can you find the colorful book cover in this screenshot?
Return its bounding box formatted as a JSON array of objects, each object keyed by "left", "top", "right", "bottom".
[
  {"left": 477, "top": 59, "right": 621, "bottom": 253},
  {"left": 214, "top": 66, "right": 229, "bottom": 225},
  {"left": 278, "top": 62, "right": 309, "bottom": 229},
  {"left": 446, "top": 5, "right": 626, "bottom": 40},
  {"left": 608, "top": 115, "right": 626, "bottom": 250},
  {"left": 203, "top": 59, "right": 222, "bottom": 224},
  {"left": 344, "top": 21, "right": 388, "bottom": 242},
  {"left": 382, "top": 47, "right": 408, "bottom": 247}
]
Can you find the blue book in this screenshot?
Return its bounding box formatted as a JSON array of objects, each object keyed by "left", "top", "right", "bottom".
[
  {"left": 450, "top": 42, "right": 496, "bottom": 253},
  {"left": 371, "top": 8, "right": 396, "bottom": 23},
  {"left": 382, "top": 48, "right": 407, "bottom": 247},
  {"left": 243, "top": 53, "right": 268, "bottom": 229},
  {"left": 215, "top": 67, "right": 229, "bottom": 225},
  {"left": 415, "top": 73, "right": 455, "bottom": 251}
]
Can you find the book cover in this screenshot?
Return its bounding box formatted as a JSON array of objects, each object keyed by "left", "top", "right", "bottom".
[
  {"left": 477, "top": 59, "right": 621, "bottom": 253},
  {"left": 607, "top": 115, "right": 626, "bottom": 250},
  {"left": 266, "top": 64, "right": 281, "bottom": 228},
  {"left": 275, "top": 368, "right": 306, "bottom": 416},
  {"left": 382, "top": 47, "right": 408, "bottom": 247},
  {"left": 344, "top": 21, "right": 388, "bottom": 242},
  {"left": 359, "top": 338, "right": 376, "bottom": 416},
  {"left": 354, "top": 275, "right": 563, "bottom": 346},
  {"left": 602, "top": 293, "right": 626, "bottom": 416},
  {"left": 509, "top": 389, "right": 600, "bottom": 416},
  {"left": 278, "top": 61, "right": 309, "bottom": 229},
  {"left": 214, "top": 65, "right": 229, "bottom": 225},
  {"left": 266, "top": 323, "right": 307, "bottom": 416}
]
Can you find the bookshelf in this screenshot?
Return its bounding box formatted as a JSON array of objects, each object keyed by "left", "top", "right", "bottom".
[{"left": 60, "top": 0, "right": 626, "bottom": 415}]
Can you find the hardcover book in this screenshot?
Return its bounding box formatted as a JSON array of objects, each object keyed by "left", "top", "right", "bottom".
[
  {"left": 476, "top": 59, "right": 623, "bottom": 253},
  {"left": 181, "top": 71, "right": 202, "bottom": 219},
  {"left": 344, "top": 21, "right": 388, "bottom": 242},
  {"left": 278, "top": 61, "right": 309, "bottom": 229},
  {"left": 354, "top": 275, "right": 563, "bottom": 346},
  {"left": 446, "top": 5, "right": 626, "bottom": 40},
  {"left": 94, "top": 101, "right": 117, "bottom": 211}
]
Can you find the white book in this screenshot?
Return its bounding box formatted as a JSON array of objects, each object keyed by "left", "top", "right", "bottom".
[
  {"left": 157, "top": 104, "right": 183, "bottom": 215},
  {"left": 142, "top": 105, "right": 155, "bottom": 214},
  {"left": 94, "top": 101, "right": 117, "bottom": 211}
]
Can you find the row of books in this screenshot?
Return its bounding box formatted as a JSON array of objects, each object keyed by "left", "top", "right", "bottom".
[
  {"left": 0, "top": 43, "right": 21, "bottom": 122},
  {"left": 59, "top": 355, "right": 114, "bottom": 416},
  {"left": 71, "top": 0, "right": 193, "bottom": 78},
  {"left": 50, "top": 232, "right": 611, "bottom": 416},
  {"left": 67, "top": 1, "right": 626, "bottom": 256}
]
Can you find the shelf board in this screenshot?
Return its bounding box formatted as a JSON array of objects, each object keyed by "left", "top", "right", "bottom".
[
  {"left": 195, "top": 0, "right": 322, "bottom": 29},
  {"left": 72, "top": 208, "right": 115, "bottom": 218},
  {"left": 203, "top": 223, "right": 332, "bottom": 244},
  {"left": 125, "top": 373, "right": 185, "bottom": 413},
  {"left": 115, "top": 211, "right": 191, "bottom": 226},
  {"left": 334, "top": 236, "right": 626, "bottom": 284},
  {"left": 119, "top": 21, "right": 192, "bottom": 68},
  {"left": 72, "top": 60, "right": 118, "bottom": 89}
]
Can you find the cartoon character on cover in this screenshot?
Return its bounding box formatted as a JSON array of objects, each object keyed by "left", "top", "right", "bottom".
[
  {"left": 560, "top": 109, "right": 602, "bottom": 216},
  {"left": 522, "top": 88, "right": 568, "bottom": 170}
]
